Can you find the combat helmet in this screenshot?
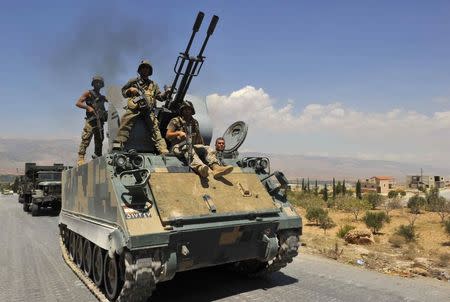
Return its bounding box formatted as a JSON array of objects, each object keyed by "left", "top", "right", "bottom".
[
  {"left": 179, "top": 100, "right": 196, "bottom": 115},
  {"left": 138, "top": 59, "right": 153, "bottom": 76},
  {"left": 91, "top": 75, "right": 104, "bottom": 87}
]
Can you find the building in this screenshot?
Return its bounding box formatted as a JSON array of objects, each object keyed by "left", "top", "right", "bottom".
[
  {"left": 406, "top": 175, "right": 446, "bottom": 189},
  {"left": 361, "top": 176, "right": 395, "bottom": 195}
]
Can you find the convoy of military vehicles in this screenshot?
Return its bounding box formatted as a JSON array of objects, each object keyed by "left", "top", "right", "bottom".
[
  {"left": 17, "top": 163, "right": 66, "bottom": 216},
  {"left": 6, "top": 11, "right": 302, "bottom": 302}
]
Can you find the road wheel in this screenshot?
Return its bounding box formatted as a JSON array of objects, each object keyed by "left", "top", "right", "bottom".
[
  {"left": 93, "top": 246, "right": 104, "bottom": 287},
  {"left": 76, "top": 236, "right": 84, "bottom": 268},
  {"left": 83, "top": 240, "right": 93, "bottom": 277},
  {"left": 31, "top": 204, "right": 39, "bottom": 216},
  {"left": 64, "top": 228, "right": 70, "bottom": 249},
  {"left": 69, "top": 232, "right": 76, "bottom": 261},
  {"left": 22, "top": 203, "right": 29, "bottom": 212},
  {"left": 104, "top": 254, "right": 122, "bottom": 300}
]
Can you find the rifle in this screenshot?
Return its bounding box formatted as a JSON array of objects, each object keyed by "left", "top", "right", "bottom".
[
  {"left": 133, "top": 79, "right": 150, "bottom": 110},
  {"left": 86, "top": 90, "right": 107, "bottom": 141}
]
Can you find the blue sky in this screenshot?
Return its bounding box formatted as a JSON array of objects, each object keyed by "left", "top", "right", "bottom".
[{"left": 0, "top": 1, "right": 450, "bottom": 165}]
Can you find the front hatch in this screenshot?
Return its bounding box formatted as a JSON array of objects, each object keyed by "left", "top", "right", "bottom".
[{"left": 149, "top": 171, "right": 279, "bottom": 224}]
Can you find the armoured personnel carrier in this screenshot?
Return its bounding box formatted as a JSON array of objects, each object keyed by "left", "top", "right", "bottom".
[
  {"left": 59, "top": 12, "right": 302, "bottom": 301},
  {"left": 21, "top": 163, "right": 65, "bottom": 214}
]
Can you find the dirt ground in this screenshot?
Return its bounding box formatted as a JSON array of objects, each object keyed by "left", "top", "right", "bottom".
[{"left": 296, "top": 207, "right": 450, "bottom": 281}]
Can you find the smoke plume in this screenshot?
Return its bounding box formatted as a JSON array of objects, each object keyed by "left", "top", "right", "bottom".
[{"left": 49, "top": 7, "right": 170, "bottom": 84}]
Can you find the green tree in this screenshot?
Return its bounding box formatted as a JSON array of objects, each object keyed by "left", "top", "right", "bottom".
[
  {"left": 314, "top": 180, "right": 318, "bottom": 196},
  {"left": 332, "top": 178, "right": 336, "bottom": 199},
  {"left": 339, "top": 196, "right": 371, "bottom": 221},
  {"left": 398, "top": 189, "right": 406, "bottom": 197},
  {"left": 356, "top": 180, "right": 362, "bottom": 199},
  {"left": 426, "top": 186, "right": 440, "bottom": 206},
  {"left": 365, "top": 192, "right": 383, "bottom": 209},
  {"left": 342, "top": 180, "right": 346, "bottom": 195},
  {"left": 301, "top": 178, "right": 305, "bottom": 191},
  {"left": 363, "top": 211, "right": 390, "bottom": 234},
  {"left": 407, "top": 195, "right": 427, "bottom": 214},
  {"left": 307, "top": 178, "right": 310, "bottom": 192},
  {"left": 319, "top": 214, "right": 336, "bottom": 234},
  {"left": 323, "top": 184, "right": 328, "bottom": 202},
  {"left": 388, "top": 190, "right": 399, "bottom": 199},
  {"left": 336, "top": 181, "right": 342, "bottom": 195},
  {"left": 306, "top": 207, "right": 327, "bottom": 225},
  {"left": 428, "top": 196, "right": 450, "bottom": 222}
]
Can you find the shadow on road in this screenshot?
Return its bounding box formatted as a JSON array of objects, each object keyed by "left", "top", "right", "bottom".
[
  {"left": 27, "top": 208, "right": 60, "bottom": 217},
  {"left": 151, "top": 265, "right": 298, "bottom": 301}
]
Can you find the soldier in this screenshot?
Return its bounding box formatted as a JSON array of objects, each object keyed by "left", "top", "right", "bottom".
[
  {"left": 112, "top": 60, "right": 169, "bottom": 154},
  {"left": 166, "top": 101, "right": 233, "bottom": 178},
  {"left": 215, "top": 137, "right": 225, "bottom": 152},
  {"left": 76, "top": 75, "right": 108, "bottom": 166}
]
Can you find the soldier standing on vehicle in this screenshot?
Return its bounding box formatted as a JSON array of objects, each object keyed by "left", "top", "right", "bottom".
[
  {"left": 166, "top": 101, "right": 233, "bottom": 178},
  {"left": 76, "top": 75, "right": 108, "bottom": 166},
  {"left": 113, "top": 60, "right": 169, "bottom": 154}
]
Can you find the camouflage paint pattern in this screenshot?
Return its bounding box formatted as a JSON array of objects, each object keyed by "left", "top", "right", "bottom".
[{"left": 61, "top": 153, "right": 301, "bottom": 271}]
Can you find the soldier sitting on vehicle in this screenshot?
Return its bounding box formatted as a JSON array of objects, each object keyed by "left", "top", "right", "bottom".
[
  {"left": 76, "top": 75, "right": 108, "bottom": 166},
  {"left": 214, "top": 136, "right": 226, "bottom": 163},
  {"left": 166, "top": 101, "right": 233, "bottom": 178},
  {"left": 113, "top": 59, "right": 169, "bottom": 154}
]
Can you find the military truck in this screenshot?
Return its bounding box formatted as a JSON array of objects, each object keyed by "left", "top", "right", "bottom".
[
  {"left": 59, "top": 12, "right": 302, "bottom": 301},
  {"left": 21, "top": 163, "right": 65, "bottom": 214}
]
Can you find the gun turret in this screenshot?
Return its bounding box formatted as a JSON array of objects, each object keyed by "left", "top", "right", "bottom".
[{"left": 158, "top": 12, "right": 219, "bottom": 138}]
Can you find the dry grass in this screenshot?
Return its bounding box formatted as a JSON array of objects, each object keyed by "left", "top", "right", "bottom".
[{"left": 297, "top": 206, "right": 450, "bottom": 278}]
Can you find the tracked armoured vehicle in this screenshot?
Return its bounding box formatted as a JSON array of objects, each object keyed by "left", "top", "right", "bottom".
[{"left": 59, "top": 12, "right": 302, "bottom": 301}]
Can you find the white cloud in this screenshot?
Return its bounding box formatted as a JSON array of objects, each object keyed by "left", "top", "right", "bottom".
[
  {"left": 206, "top": 86, "right": 450, "bottom": 166},
  {"left": 207, "top": 85, "right": 450, "bottom": 135}
]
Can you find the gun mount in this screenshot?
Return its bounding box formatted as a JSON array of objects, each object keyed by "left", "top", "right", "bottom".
[{"left": 158, "top": 12, "right": 219, "bottom": 140}]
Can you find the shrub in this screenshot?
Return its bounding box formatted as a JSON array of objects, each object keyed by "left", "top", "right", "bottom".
[
  {"left": 388, "top": 234, "right": 406, "bottom": 248},
  {"left": 407, "top": 195, "right": 426, "bottom": 214},
  {"left": 363, "top": 211, "right": 390, "bottom": 234},
  {"left": 336, "top": 224, "right": 356, "bottom": 238},
  {"left": 396, "top": 224, "right": 417, "bottom": 242},
  {"left": 398, "top": 190, "right": 406, "bottom": 197},
  {"left": 306, "top": 207, "right": 327, "bottom": 225},
  {"left": 445, "top": 219, "right": 450, "bottom": 237},
  {"left": 438, "top": 253, "right": 450, "bottom": 267},
  {"left": 388, "top": 190, "right": 399, "bottom": 199},
  {"left": 364, "top": 192, "right": 383, "bottom": 209}
]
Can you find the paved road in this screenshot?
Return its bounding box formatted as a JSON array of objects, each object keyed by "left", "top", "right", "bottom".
[{"left": 1, "top": 194, "right": 450, "bottom": 302}]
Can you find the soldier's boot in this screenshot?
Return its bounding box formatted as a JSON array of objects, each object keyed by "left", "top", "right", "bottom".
[
  {"left": 194, "top": 165, "right": 209, "bottom": 178},
  {"left": 211, "top": 164, "right": 233, "bottom": 178},
  {"left": 77, "top": 154, "right": 85, "bottom": 166}
]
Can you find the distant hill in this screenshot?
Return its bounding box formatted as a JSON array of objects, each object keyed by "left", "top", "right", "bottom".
[
  {"left": 0, "top": 138, "right": 76, "bottom": 174},
  {"left": 0, "top": 138, "right": 448, "bottom": 181}
]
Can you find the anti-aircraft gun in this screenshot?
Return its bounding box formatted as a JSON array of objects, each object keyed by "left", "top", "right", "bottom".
[
  {"left": 157, "top": 11, "right": 218, "bottom": 141},
  {"left": 59, "top": 12, "right": 302, "bottom": 302}
]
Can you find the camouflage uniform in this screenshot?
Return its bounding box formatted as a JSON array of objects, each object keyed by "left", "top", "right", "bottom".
[
  {"left": 78, "top": 89, "right": 108, "bottom": 158},
  {"left": 113, "top": 63, "right": 168, "bottom": 153},
  {"left": 167, "top": 116, "right": 220, "bottom": 171}
]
